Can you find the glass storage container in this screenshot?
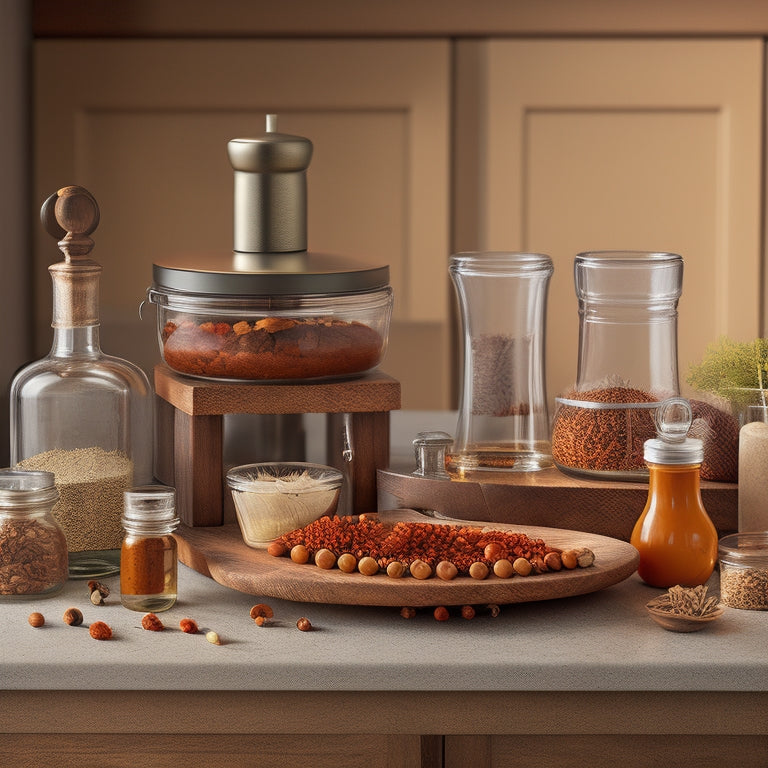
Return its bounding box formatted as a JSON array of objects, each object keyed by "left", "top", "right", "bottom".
[
  {"left": 0, "top": 469, "right": 68, "bottom": 600},
  {"left": 447, "top": 252, "right": 553, "bottom": 476},
  {"left": 10, "top": 186, "right": 153, "bottom": 579},
  {"left": 145, "top": 115, "right": 392, "bottom": 382},
  {"left": 718, "top": 532, "right": 768, "bottom": 610},
  {"left": 552, "top": 251, "right": 683, "bottom": 480},
  {"left": 120, "top": 486, "right": 179, "bottom": 612}
]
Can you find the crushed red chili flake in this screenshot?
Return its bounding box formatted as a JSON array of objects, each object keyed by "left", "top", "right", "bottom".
[{"left": 273, "top": 516, "right": 565, "bottom": 576}]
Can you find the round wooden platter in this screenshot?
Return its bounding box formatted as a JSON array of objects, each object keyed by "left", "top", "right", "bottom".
[{"left": 175, "top": 509, "right": 640, "bottom": 607}]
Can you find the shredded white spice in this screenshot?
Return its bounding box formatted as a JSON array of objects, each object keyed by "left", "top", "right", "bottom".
[{"left": 231, "top": 470, "right": 340, "bottom": 545}]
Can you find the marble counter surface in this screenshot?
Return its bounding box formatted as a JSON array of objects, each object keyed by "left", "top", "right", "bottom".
[{"left": 1, "top": 562, "right": 765, "bottom": 693}]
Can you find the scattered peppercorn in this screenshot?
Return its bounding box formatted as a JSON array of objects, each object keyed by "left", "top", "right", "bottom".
[
  {"left": 88, "top": 580, "right": 110, "bottom": 605},
  {"left": 266, "top": 541, "right": 286, "bottom": 557},
  {"left": 62, "top": 607, "right": 84, "bottom": 626},
  {"left": 468, "top": 561, "right": 489, "bottom": 580},
  {"left": 337, "top": 553, "right": 357, "bottom": 573},
  {"left": 544, "top": 551, "right": 562, "bottom": 571},
  {"left": 205, "top": 630, "right": 222, "bottom": 645},
  {"left": 410, "top": 559, "right": 432, "bottom": 580},
  {"left": 290, "top": 544, "right": 310, "bottom": 564},
  {"left": 484, "top": 542, "right": 505, "bottom": 561},
  {"left": 179, "top": 618, "right": 199, "bottom": 634},
  {"left": 141, "top": 612, "right": 165, "bottom": 631},
  {"left": 296, "top": 617, "right": 312, "bottom": 632},
  {"left": 400, "top": 606, "right": 416, "bottom": 619},
  {"left": 433, "top": 606, "right": 450, "bottom": 622},
  {"left": 89, "top": 621, "right": 112, "bottom": 640},
  {"left": 357, "top": 556, "right": 379, "bottom": 576},
  {"left": 314, "top": 548, "right": 336, "bottom": 570},
  {"left": 386, "top": 561, "right": 406, "bottom": 579},
  {"left": 435, "top": 560, "right": 458, "bottom": 581},
  {"left": 513, "top": 557, "right": 533, "bottom": 576},
  {"left": 461, "top": 605, "right": 476, "bottom": 620},
  {"left": 249, "top": 604, "right": 274, "bottom": 626},
  {"left": 28, "top": 612, "right": 45, "bottom": 628}
]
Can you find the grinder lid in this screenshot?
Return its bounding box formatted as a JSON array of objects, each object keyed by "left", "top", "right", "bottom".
[{"left": 152, "top": 250, "right": 390, "bottom": 296}]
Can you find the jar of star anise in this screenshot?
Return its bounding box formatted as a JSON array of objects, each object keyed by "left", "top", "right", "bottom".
[{"left": 0, "top": 469, "right": 68, "bottom": 600}]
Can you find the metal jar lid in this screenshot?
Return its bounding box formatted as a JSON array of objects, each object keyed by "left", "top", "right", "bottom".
[{"left": 152, "top": 115, "right": 389, "bottom": 297}]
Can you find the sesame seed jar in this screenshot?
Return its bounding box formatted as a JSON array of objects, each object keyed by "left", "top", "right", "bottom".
[{"left": 718, "top": 532, "right": 768, "bottom": 610}]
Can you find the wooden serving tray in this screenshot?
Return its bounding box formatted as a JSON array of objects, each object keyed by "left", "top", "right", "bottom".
[{"left": 175, "top": 510, "right": 640, "bottom": 607}]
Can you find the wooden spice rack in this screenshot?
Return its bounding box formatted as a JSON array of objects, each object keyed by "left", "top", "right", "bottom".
[
  {"left": 376, "top": 467, "right": 738, "bottom": 543},
  {"left": 153, "top": 365, "right": 401, "bottom": 527}
]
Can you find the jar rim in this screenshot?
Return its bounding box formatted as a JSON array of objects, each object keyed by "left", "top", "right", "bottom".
[
  {"left": 575, "top": 250, "right": 683, "bottom": 265},
  {"left": 718, "top": 531, "right": 768, "bottom": 560},
  {"left": 449, "top": 251, "right": 553, "bottom": 276}
]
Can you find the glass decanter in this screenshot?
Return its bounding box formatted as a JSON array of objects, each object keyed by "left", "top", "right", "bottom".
[{"left": 10, "top": 186, "right": 153, "bottom": 578}]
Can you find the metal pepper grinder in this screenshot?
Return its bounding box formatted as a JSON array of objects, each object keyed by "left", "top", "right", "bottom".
[
  {"left": 228, "top": 113, "right": 312, "bottom": 257},
  {"left": 223, "top": 115, "right": 315, "bottom": 466}
]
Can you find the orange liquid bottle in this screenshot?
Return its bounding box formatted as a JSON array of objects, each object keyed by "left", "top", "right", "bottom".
[{"left": 630, "top": 398, "right": 718, "bottom": 588}]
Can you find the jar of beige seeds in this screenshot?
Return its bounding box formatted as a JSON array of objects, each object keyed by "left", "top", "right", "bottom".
[{"left": 718, "top": 532, "right": 768, "bottom": 610}]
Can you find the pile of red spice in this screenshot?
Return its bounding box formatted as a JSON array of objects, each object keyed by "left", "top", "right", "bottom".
[
  {"left": 551, "top": 386, "right": 657, "bottom": 472},
  {"left": 161, "top": 316, "right": 382, "bottom": 379},
  {"left": 271, "top": 515, "right": 572, "bottom": 576}
]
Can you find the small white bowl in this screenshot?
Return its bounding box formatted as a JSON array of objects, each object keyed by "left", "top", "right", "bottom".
[{"left": 227, "top": 462, "right": 342, "bottom": 547}]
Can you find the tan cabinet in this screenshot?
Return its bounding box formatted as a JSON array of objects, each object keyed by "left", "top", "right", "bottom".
[
  {"left": 34, "top": 37, "right": 765, "bottom": 413},
  {"left": 34, "top": 40, "right": 451, "bottom": 409},
  {"left": 455, "top": 39, "right": 763, "bottom": 404}
]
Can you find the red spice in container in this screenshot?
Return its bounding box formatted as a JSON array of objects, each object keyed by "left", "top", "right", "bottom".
[{"left": 551, "top": 386, "right": 658, "bottom": 476}]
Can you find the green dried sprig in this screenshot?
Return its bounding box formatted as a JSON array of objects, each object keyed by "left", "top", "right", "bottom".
[{"left": 686, "top": 337, "right": 768, "bottom": 403}]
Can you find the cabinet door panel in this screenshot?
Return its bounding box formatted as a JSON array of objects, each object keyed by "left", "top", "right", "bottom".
[
  {"left": 456, "top": 39, "right": 763, "bottom": 404},
  {"left": 35, "top": 40, "right": 451, "bottom": 408}
]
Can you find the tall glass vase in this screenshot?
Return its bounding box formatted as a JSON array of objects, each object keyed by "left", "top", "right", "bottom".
[{"left": 447, "top": 252, "right": 553, "bottom": 477}]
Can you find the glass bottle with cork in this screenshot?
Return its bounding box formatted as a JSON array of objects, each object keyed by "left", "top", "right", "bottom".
[
  {"left": 10, "top": 186, "right": 153, "bottom": 578},
  {"left": 120, "top": 486, "right": 178, "bottom": 612},
  {"left": 630, "top": 397, "right": 718, "bottom": 588}
]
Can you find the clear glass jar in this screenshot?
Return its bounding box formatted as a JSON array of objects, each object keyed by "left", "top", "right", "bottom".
[
  {"left": 718, "top": 532, "right": 768, "bottom": 610},
  {"left": 0, "top": 469, "right": 68, "bottom": 600},
  {"left": 630, "top": 399, "right": 718, "bottom": 588},
  {"left": 10, "top": 187, "right": 153, "bottom": 579},
  {"left": 120, "top": 486, "right": 179, "bottom": 612},
  {"left": 446, "top": 252, "right": 553, "bottom": 476},
  {"left": 552, "top": 251, "right": 683, "bottom": 480},
  {"left": 145, "top": 281, "right": 392, "bottom": 381}
]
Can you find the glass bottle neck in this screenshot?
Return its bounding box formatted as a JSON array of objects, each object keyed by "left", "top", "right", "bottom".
[
  {"left": 647, "top": 462, "right": 702, "bottom": 495},
  {"left": 50, "top": 324, "right": 102, "bottom": 359}
]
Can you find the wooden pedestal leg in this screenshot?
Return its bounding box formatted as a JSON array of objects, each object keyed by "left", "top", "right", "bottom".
[
  {"left": 153, "top": 394, "right": 175, "bottom": 487},
  {"left": 173, "top": 410, "right": 224, "bottom": 527},
  {"left": 327, "top": 411, "right": 390, "bottom": 514}
]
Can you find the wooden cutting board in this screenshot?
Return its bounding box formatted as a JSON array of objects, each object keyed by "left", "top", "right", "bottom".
[{"left": 175, "top": 510, "right": 640, "bottom": 606}]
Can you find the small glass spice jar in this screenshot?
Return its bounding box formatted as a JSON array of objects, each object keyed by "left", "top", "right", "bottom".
[
  {"left": 718, "top": 532, "right": 768, "bottom": 611},
  {"left": 630, "top": 398, "right": 718, "bottom": 588},
  {"left": 0, "top": 469, "right": 68, "bottom": 600},
  {"left": 120, "top": 486, "right": 179, "bottom": 612}
]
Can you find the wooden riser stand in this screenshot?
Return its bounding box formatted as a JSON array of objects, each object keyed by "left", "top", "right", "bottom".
[{"left": 153, "top": 365, "right": 401, "bottom": 527}]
